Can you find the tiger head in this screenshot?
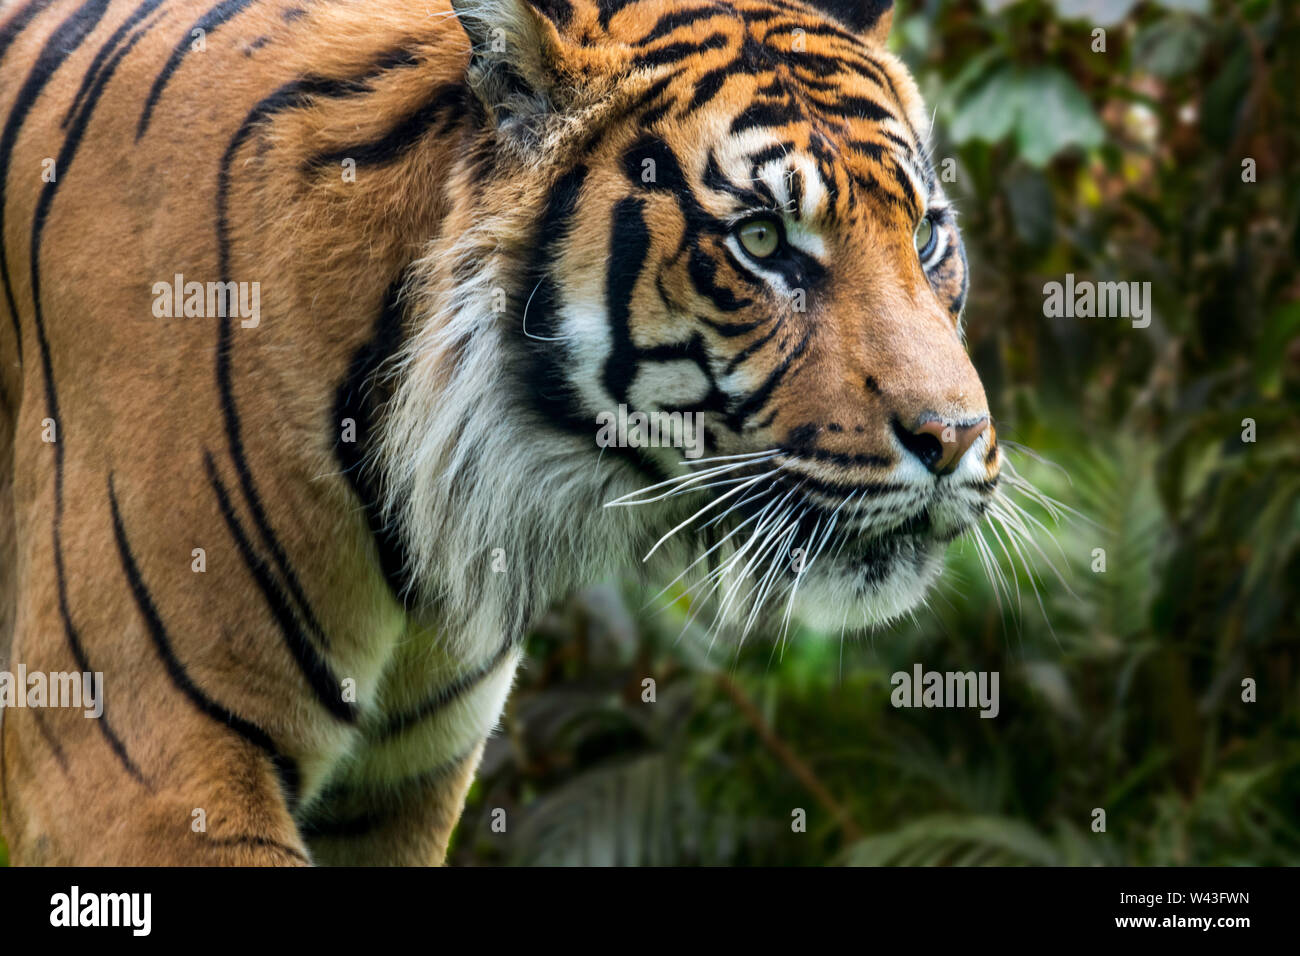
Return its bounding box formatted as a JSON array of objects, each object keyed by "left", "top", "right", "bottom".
[{"left": 383, "top": 0, "right": 1000, "bottom": 639}]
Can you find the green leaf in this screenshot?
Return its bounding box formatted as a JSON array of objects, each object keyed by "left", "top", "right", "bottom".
[
  {"left": 1135, "top": 18, "right": 1208, "bottom": 78},
  {"left": 1050, "top": 0, "right": 1139, "bottom": 26},
  {"left": 948, "top": 64, "right": 1021, "bottom": 146},
  {"left": 1015, "top": 67, "right": 1105, "bottom": 167},
  {"left": 948, "top": 66, "right": 1103, "bottom": 167},
  {"left": 840, "top": 815, "right": 1067, "bottom": 866}
]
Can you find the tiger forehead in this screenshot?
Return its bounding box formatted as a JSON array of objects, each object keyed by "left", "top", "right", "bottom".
[{"left": 565, "top": 0, "right": 935, "bottom": 221}]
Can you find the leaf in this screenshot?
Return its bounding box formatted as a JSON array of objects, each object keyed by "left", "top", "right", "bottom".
[
  {"left": 1015, "top": 67, "right": 1105, "bottom": 167},
  {"left": 1050, "top": 0, "right": 1139, "bottom": 26},
  {"left": 948, "top": 64, "right": 1021, "bottom": 146},
  {"left": 948, "top": 66, "right": 1104, "bottom": 168},
  {"left": 1135, "top": 18, "right": 1208, "bottom": 78},
  {"left": 840, "top": 815, "right": 1066, "bottom": 866},
  {"left": 507, "top": 755, "right": 694, "bottom": 866}
]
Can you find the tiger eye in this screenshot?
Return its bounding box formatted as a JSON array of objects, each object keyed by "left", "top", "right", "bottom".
[
  {"left": 914, "top": 216, "right": 935, "bottom": 258},
  {"left": 737, "top": 219, "right": 780, "bottom": 259}
]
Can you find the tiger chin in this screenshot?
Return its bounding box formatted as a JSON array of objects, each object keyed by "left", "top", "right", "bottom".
[{"left": 0, "top": 0, "right": 998, "bottom": 865}]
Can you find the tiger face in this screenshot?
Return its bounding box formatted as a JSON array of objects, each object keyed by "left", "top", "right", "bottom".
[{"left": 392, "top": 0, "right": 999, "bottom": 635}]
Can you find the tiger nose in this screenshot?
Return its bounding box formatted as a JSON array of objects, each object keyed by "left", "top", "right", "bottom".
[{"left": 892, "top": 416, "right": 989, "bottom": 476}]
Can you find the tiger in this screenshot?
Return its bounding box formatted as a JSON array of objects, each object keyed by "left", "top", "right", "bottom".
[{"left": 0, "top": 0, "right": 999, "bottom": 865}]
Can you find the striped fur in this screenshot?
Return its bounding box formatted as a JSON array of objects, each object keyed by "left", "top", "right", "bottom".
[{"left": 0, "top": 0, "right": 998, "bottom": 865}]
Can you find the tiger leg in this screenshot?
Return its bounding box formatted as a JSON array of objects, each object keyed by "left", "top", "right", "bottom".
[
  {"left": 301, "top": 634, "right": 519, "bottom": 866},
  {"left": 301, "top": 743, "right": 484, "bottom": 866}
]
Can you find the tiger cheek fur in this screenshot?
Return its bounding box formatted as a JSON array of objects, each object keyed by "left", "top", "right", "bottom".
[{"left": 0, "top": 0, "right": 996, "bottom": 865}]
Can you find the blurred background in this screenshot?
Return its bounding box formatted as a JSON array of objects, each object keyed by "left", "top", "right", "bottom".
[
  {"left": 450, "top": 0, "right": 1300, "bottom": 866},
  {"left": 3, "top": 0, "right": 1297, "bottom": 867}
]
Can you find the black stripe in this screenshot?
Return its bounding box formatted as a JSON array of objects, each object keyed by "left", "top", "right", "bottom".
[
  {"left": 634, "top": 5, "right": 730, "bottom": 46},
  {"left": 2, "top": 0, "right": 114, "bottom": 364},
  {"left": 849, "top": 50, "right": 921, "bottom": 147},
  {"left": 724, "top": 318, "right": 782, "bottom": 374},
  {"left": 519, "top": 163, "right": 594, "bottom": 434},
  {"left": 525, "top": 0, "right": 574, "bottom": 30},
  {"left": 300, "top": 748, "right": 478, "bottom": 839},
  {"left": 376, "top": 639, "right": 517, "bottom": 741},
  {"left": 639, "top": 96, "right": 673, "bottom": 128},
  {"left": 601, "top": 197, "right": 651, "bottom": 405},
  {"left": 784, "top": 48, "right": 843, "bottom": 78},
  {"left": 214, "top": 53, "right": 430, "bottom": 652},
  {"left": 333, "top": 279, "right": 417, "bottom": 606},
  {"left": 204, "top": 834, "right": 310, "bottom": 863},
  {"left": 778, "top": 470, "right": 905, "bottom": 500},
  {"left": 762, "top": 18, "right": 862, "bottom": 46},
  {"left": 632, "top": 32, "right": 729, "bottom": 68},
  {"left": 298, "top": 811, "right": 383, "bottom": 839},
  {"left": 789, "top": 165, "right": 805, "bottom": 210},
  {"left": 780, "top": 444, "right": 892, "bottom": 469},
  {"left": 108, "top": 475, "right": 303, "bottom": 807},
  {"left": 697, "top": 313, "right": 766, "bottom": 338},
  {"left": 688, "top": 245, "right": 751, "bottom": 312},
  {"left": 29, "top": 706, "right": 72, "bottom": 776},
  {"left": 0, "top": 0, "right": 48, "bottom": 67},
  {"left": 683, "top": 61, "right": 739, "bottom": 116},
  {"left": 802, "top": 0, "right": 893, "bottom": 35},
  {"left": 727, "top": 326, "right": 813, "bottom": 429},
  {"left": 811, "top": 93, "right": 893, "bottom": 123},
  {"left": 216, "top": 93, "right": 337, "bottom": 654},
  {"left": 704, "top": 150, "right": 765, "bottom": 206},
  {"left": 204, "top": 453, "right": 358, "bottom": 725},
  {"left": 746, "top": 142, "right": 790, "bottom": 169},
  {"left": 62, "top": 0, "right": 165, "bottom": 129},
  {"left": 887, "top": 158, "right": 920, "bottom": 217},
  {"left": 17, "top": 0, "right": 148, "bottom": 787},
  {"left": 846, "top": 138, "right": 887, "bottom": 161},
  {"left": 630, "top": 74, "right": 673, "bottom": 114},
  {"left": 729, "top": 98, "right": 802, "bottom": 134},
  {"left": 858, "top": 169, "right": 909, "bottom": 210},
  {"left": 136, "top": 0, "right": 259, "bottom": 140},
  {"left": 948, "top": 242, "right": 969, "bottom": 316},
  {"left": 623, "top": 133, "right": 689, "bottom": 193},
  {"left": 303, "top": 83, "right": 465, "bottom": 170},
  {"left": 596, "top": 0, "right": 635, "bottom": 29}
]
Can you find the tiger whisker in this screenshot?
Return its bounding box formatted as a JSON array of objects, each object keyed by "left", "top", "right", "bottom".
[
  {"left": 641, "top": 470, "right": 778, "bottom": 561},
  {"left": 604, "top": 455, "right": 777, "bottom": 508},
  {"left": 642, "top": 503, "right": 771, "bottom": 612},
  {"left": 986, "top": 503, "right": 1060, "bottom": 646},
  {"left": 682, "top": 448, "right": 781, "bottom": 467},
  {"left": 690, "top": 497, "right": 797, "bottom": 653}
]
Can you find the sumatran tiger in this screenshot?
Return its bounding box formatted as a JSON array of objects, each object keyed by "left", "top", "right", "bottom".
[{"left": 0, "top": 0, "right": 1001, "bottom": 865}]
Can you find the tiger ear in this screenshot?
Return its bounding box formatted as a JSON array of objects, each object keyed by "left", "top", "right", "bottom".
[
  {"left": 450, "top": 0, "right": 575, "bottom": 130},
  {"left": 810, "top": 0, "right": 894, "bottom": 45}
]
